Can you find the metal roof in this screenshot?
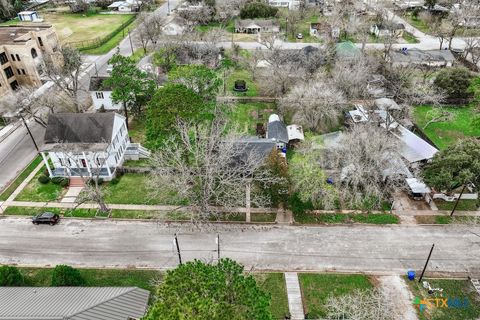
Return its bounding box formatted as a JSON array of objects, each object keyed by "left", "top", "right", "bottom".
[
  {"left": 267, "top": 115, "right": 289, "bottom": 144},
  {"left": 0, "top": 287, "right": 150, "bottom": 320},
  {"left": 391, "top": 125, "right": 438, "bottom": 163}
]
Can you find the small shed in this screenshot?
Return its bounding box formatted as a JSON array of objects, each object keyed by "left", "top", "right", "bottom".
[
  {"left": 267, "top": 114, "right": 289, "bottom": 147},
  {"left": 17, "top": 11, "right": 39, "bottom": 21},
  {"left": 406, "top": 178, "right": 431, "bottom": 200}
]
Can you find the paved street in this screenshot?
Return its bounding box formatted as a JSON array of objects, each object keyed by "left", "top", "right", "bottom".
[
  {"left": 0, "top": 218, "right": 478, "bottom": 274},
  {"left": 0, "top": 122, "right": 44, "bottom": 191}
]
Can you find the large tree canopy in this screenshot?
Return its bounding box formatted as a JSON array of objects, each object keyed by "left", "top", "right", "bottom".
[
  {"left": 168, "top": 65, "right": 221, "bottom": 101},
  {"left": 423, "top": 138, "right": 480, "bottom": 193},
  {"left": 144, "top": 259, "right": 273, "bottom": 320},
  {"left": 434, "top": 67, "right": 474, "bottom": 101},
  {"left": 145, "top": 84, "right": 210, "bottom": 149}
]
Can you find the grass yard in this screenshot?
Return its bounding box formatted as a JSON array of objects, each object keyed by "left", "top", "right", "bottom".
[
  {"left": 0, "top": 156, "right": 42, "bottom": 201},
  {"left": 3, "top": 206, "right": 97, "bottom": 218},
  {"left": 128, "top": 117, "right": 146, "bottom": 144},
  {"left": 251, "top": 212, "right": 277, "bottom": 222},
  {"left": 415, "top": 215, "right": 479, "bottom": 224},
  {"left": 408, "top": 278, "right": 480, "bottom": 320},
  {"left": 122, "top": 158, "right": 151, "bottom": 167},
  {"left": 226, "top": 69, "right": 259, "bottom": 97},
  {"left": 404, "top": 13, "right": 431, "bottom": 33},
  {"left": 413, "top": 105, "right": 480, "bottom": 149},
  {"left": 299, "top": 273, "right": 373, "bottom": 318},
  {"left": 254, "top": 273, "right": 289, "bottom": 319},
  {"left": 104, "top": 173, "right": 187, "bottom": 205},
  {"left": 294, "top": 212, "right": 399, "bottom": 224},
  {"left": 20, "top": 267, "right": 161, "bottom": 294},
  {"left": 227, "top": 102, "right": 276, "bottom": 134},
  {"left": 15, "top": 166, "right": 66, "bottom": 202},
  {"left": 434, "top": 199, "right": 479, "bottom": 211}
]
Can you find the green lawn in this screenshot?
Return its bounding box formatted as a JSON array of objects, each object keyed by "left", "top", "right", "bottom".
[
  {"left": 251, "top": 212, "right": 277, "bottom": 222},
  {"left": 104, "top": 173, "right": 187, "bottom": 205},
  {"left": 226, "top": 69, "right": 259, "bottom": 97},
  {"left": 299, "top": 273, "right": 373, "bottom": 318},
  {"left": 3, "top": 206, "right": 97, "bottom": 218},
  {"left": 80, "top": 21, "right": 136, "bottom": 55},
  {"left": 434, "top": 199, "right": 479, "bottom": 211},
  {"left": 408, "top": 278, "right": 480, "bottom": 320},
  {"left": 254, "top": 273, "right": 289, "bottom": 319},
  {"left": 3, "top": 12, "right": 134, "bottom": 45},
  {"left": 196, "top": 20, "right": 235, "bottom": 33},
  {"left": 227, "top": 102, "right": 276, "bottom": 134},
  {"left": 404, "top": 13, "right": 431, "bottom": 33},
  {"left": 15, "top": 166, "right": 66, "bottom": 202},
  {"left": 122, "top": 158, "right": 151, "bottom": 167},
  {"left": 294, "top": 213, "right": 399, "bottom": 224},
  {"left": 128, "top": 117, "right": 146, "bottom": 144},
  {"left": 415, "top": 215, "right": 478, "bottom": 224},
  {"left": 0, "top": 156, "right": 42, "bottom": 201},
  {"left": 20, "top": 267, "right": 161, "bottom": 294},
  {"left": 413, "top": 105, "right": 480, "bottom": 149}
]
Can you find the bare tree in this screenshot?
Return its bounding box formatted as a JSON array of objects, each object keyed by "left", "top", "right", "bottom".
[
  {"left": 215, "top": 0, "right": 246, "bottom": 26},
  {"left": 177, "top": 4, "right": 215, "bottom": 29},
  {"left": 43, "top": 46, "right": 85, "bottom": 113},
  {"left": 279, "top": 74, "right": 346, "bottom": 132},
  {"left": 149, "top": 114, "right": 283, "bottom": 220},
  {"left": 3, "top": 86, "right": 76, "bottom": 127},
  {"left": 446, "top": 1, "right": 480, "bottom": 49},
  {"left": 325, "top": 288, "right": 396, "bottom": 320},
  {"left": 464, "top": 38, "right": 480, "bottom": 66},
  {"left": 422, "top": 107, "right": 455, "bottom": 129},
  {"left": 136, "top": 12, "right": 167, "bottom": 53},
  {"left": 321, "top": 124, "right": 405, "bottom": 209},
  {"left": 332, "top": 56, "right": 376, "bottom": 99},
  {"left": 239, "top": 48, "right": 262, "bottom": 81}
]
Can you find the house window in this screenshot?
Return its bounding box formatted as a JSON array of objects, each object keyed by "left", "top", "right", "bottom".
[
  {"left": 31, "top": 48, "right": 38, "bottom": 58},
  {"left": 10, "top": 54, "right": 15, "bottom": 61},
  {"left": 4, "top": 67, "right": 14, "bottom": 79},
  {"left": 16, "top": 54, "right": 20, "bottom": 61},
  {"left": 95, "top": 92, "right": 104, "bottom": 99},
  {"left": 38, "top": 37, "right": 43, "bottom": 46},
  {"left": 22, "top": 69, "right": 26, "bottom": 75},
  {"left": 0, "top": 52, "right": 8, "bottom": 65},
  {"left": 17, "top": 69, "right": 21, "bottom": 75},
  {"left": 10, "top": 80, "right": 18, "bottom": 90}
]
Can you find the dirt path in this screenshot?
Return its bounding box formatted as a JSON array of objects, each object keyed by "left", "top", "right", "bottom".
[{"left": 378, "top": 275, "right": 418, "bottom": 320}]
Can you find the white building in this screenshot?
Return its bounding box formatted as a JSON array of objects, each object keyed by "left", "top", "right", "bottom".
[
  {"left": 268, "top": 0, "right": 299, "bottom": 9},
  {"left": 17, "top": 11, "right": 41, "bottom": 22},
  {"left": 108, "top": 0, "right": 141, "bottom": 12},
  {"left": 89, "top": 76, "right": 122, "bottom": 111},
  {"left": 40, "top": 113, "right": 149, "bottom": 181}
]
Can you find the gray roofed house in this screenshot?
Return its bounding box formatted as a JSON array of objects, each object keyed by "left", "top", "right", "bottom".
[
  {"left": 232, "top": 137, "right": 276, "bottom": 163},
  {"left": 42, "top": 113, "right": 117, "bottom": 152},
  {"left": 389, "top": 48, "right": 456, "bottom": 67},
  {"left": 0, "top": 287, "right": 149, "bottom": 320}
]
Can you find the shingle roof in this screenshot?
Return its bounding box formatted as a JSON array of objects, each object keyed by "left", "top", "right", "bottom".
[
  {"left": 267, "top": 121, "right": 289, "bottom": 144},
  {"left": 390, "top": 48, "right": 455, "bottom": 64},
  {"left": 0, "top": 287, "right": 150, "bottom": 320},
  {"left": 42, "top": 113, "right": 119, "bottom": 152}
]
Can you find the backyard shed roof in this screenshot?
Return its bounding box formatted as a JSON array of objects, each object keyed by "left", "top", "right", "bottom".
[
  {"left": 0, "top": 287, "right": 149, "bottom": 320},
  {"left": 391, "top": 125, "right": 438, "bottom": 163},
  {"left": 267, "top": 114, "right": 289, "bottom": 144},
  {"left": 42, "top": 113, "right": 121, "bottom": 152},
  {"left": 406, "top": 178, "right": 431, "bottom": 194}
]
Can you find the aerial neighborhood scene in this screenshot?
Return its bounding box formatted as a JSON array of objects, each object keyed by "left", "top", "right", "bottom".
[{"left": 0, "top": 0, "right": 480, "bottom": 318}]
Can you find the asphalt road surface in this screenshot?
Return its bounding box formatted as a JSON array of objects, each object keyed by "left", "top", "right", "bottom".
[{"left": 1, "top": 218, "right": 479, "bottom": 274}]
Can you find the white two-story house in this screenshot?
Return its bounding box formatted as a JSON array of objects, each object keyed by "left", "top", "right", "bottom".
[
  {"left": 89, "top": 76, "right": 122, "bottom": 111},
  {"left": 40, "top": 113, "right": 149, "bottom": 181}
]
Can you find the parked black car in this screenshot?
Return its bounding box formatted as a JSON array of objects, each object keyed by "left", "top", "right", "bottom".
[{"left": 32, "top": 212, "right": 60, "bottom": 225}]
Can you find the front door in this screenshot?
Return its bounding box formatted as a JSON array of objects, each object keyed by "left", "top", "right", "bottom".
[{"left": 81, "top": 159, "right": 87, "bottom": 168}]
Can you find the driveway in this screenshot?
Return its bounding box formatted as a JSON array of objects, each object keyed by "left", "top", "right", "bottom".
[{"left": 1, "top": 218, "right": 479, "bottom": 274}]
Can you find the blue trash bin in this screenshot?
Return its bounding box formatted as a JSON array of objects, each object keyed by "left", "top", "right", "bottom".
[{"left": 407, "top": 270, "right": 415, "bottom": 281}]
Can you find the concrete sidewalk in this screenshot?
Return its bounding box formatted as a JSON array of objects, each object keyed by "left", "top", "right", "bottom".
[{"left": 285, "top": 272, "right": 304, "bottom": 320}]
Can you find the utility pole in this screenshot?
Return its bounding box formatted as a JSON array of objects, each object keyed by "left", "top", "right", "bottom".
[
  {"left": 418, "top": 244, "right": 435, "bottom": 283},
  {"left": 18, "top": 111, "right": 39, "bottom": 152},
  {"left": 94, "top": 62, "right": 99, "bottom": 77},
  {"left": 167, "top": 0, "right": 170, "bottom": 15},
  {"left": 174, "top": 233, "right": 182, "bottom": 265},
  {"left": 216, "top": 234, "right": 220, "bottom": 260},
  {"left": 450, "top": 185, "right": 467, "bottom": 217},
  {"left": 128, "top": 30, "right": 134, "bottom": 55}
]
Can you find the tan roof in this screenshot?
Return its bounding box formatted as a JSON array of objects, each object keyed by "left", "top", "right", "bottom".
[{"left": 0, "top": 24, "right": 52, "bottom": 45}]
